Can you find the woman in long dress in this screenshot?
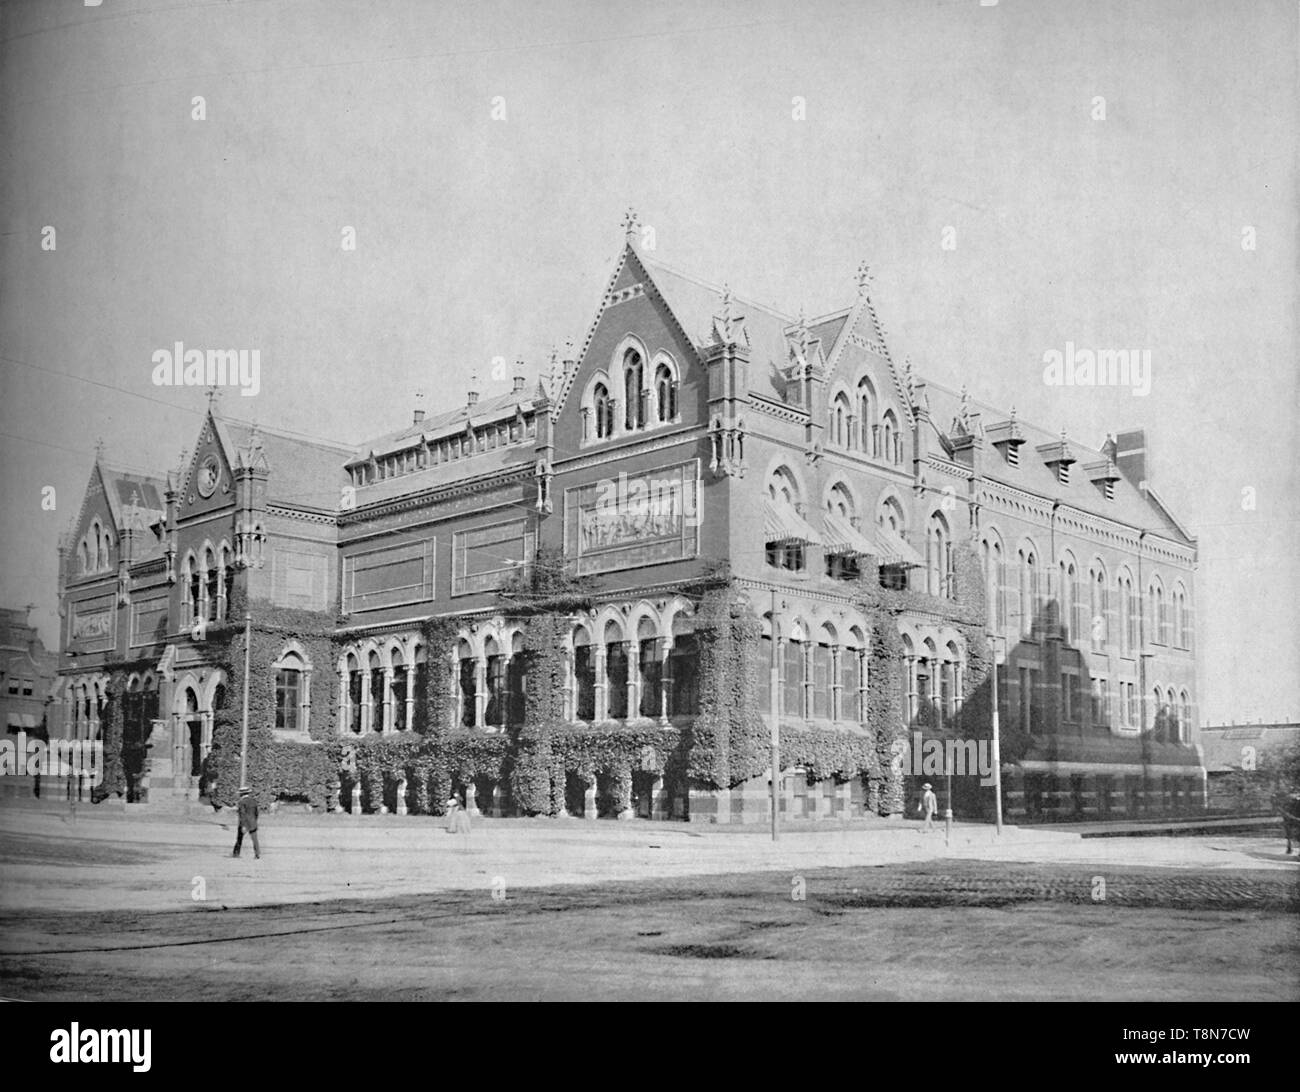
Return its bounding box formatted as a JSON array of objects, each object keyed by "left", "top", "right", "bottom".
[{"left": 444, "top": 795, "right": 459, "bottom": 833}]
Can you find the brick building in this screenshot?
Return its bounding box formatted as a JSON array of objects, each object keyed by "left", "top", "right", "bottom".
[{"left": 54, "top": 217, "right": 1203, "bottom": 820}]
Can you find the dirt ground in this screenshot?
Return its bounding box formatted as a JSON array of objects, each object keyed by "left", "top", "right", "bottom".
[{"left": 2, "top": 858, "right": 1296, "bottom": 1001}]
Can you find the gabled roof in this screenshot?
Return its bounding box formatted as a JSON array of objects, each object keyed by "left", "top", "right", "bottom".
[
  {"left": 352, "top": 389, "right": 537, "bottom": 464},
  {"left": 97, "top": 463, "right": 167, "bottom": 530},
  {"left": 919, "top": 380, "right": 1193, "bottom": 542},
  {"left": 638, "top": 253, "right": 795, "bottom": 400},
  {"left": 214, "top": 417, "right": 354, "bottom": 511}
]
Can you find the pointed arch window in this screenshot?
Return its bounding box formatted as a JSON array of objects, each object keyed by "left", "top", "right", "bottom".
[
  {"left": 655, "top": 362, "right": 677, "bottom": 423},
  {"left": 624, "top": 350, "right": 645, "bottom": 431},
  {"left": 593, "top": 382, "right": 613, "bottom": 439}
]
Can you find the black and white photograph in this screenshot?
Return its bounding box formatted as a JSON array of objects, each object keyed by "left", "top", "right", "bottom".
[{"left": 0, "top": 0, "right": 1296, "bottom": 1034}]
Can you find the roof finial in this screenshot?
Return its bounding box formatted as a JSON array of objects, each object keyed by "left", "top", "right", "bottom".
[
  {"left": 94, "top": 437, "right": 106, "bottom": 462},
  {"left": 621, "top": 207, "right": 640, "bottom": 247},
  {"left": 797, "top": 308, "right": 810, "bottom": 358},
  {"left": 855, "top": 261, "right": 873, "bottom": 297},
  {"left": 903, "top": 356, "right": 917, "bottom": 404},
  {"left": 206, "top": 384, "right": 222, "bottom": 413},
  {"left": 957, "top": 384, "right": 972, "bottom": 432},
  {"left": 548, "top": 346, "right": 559, "bottom": 393}
]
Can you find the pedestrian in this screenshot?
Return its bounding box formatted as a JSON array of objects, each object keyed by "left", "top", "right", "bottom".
[
  {"left": 233, "top": 786, "right": 261, "bottom": 858},
  {"left": 918, "top": 782, "right": 937, "bottom": 833},
  {"left": 445, "top": 794, "right": 460, "bottom": 833},
  {"left": 454, "top": 791, "right": 472, "bottom": 835}
]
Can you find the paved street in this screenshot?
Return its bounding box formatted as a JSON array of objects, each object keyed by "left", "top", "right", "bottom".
[{"left": 1, "top": 805, "right": 1296, "bottom": 1001}]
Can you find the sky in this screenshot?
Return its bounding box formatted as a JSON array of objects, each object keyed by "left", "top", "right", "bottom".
[{"left": 1, "top": 0, "right": 1296, "bottom": 725}]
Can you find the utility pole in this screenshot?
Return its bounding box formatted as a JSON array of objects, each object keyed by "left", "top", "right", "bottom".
[
  {"left": 238, "top": 611, "right": 252, "bottom": 790},
  {"left": 770, "top": 589, "right": 780, "bottom": 842},
  {"left": 989, "top": 633, "right": 1003, "bottom": 834}
]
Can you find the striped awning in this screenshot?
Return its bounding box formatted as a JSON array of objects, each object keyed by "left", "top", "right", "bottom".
[
  {"left": 763, "top": 500, "right": 822, "bottom": 545},
  {"left": 6, "top": 713, "right": 38, "bottom": 731},
  {"left": 872, "top": 524, "right": 924, "bottom": 567},
  {"left": 822, "top": 511, "right": 877, "bottom": 557}
]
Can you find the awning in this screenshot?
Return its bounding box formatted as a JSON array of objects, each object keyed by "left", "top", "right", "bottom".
[
  {"left": 763, "top": 500, "right": 822, "bottom": 545},
  {"left": 6, "top": 713, "right": 38, "bottom": 731},
  {"left": 871, "top": 524, "right": 924, "bottom": 567},
  {"left": 822, "top": 511, "right": 877, "bottom": 557}
]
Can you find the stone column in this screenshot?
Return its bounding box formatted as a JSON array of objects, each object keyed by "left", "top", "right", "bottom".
[
  {"left": 473, "top": 658, "right": 487, "bottom": 729},
  {"left": 338, "top": 668, "right": 349, "bottom": 734},
  {"left": 628, "top": 645, "right": 642, "bottom": 720},
  {"left": 360, "top": 668, "right": 372, "bottom": 733},
  {"left": 465, "top": 778, "right": 480, "bottom": 817},
  {"left": 350, "top": 782, "right": 362, "bottom": 814},
  {"left": 659, "top": 637, "right": 673, "bottom": 722},
  {"left": 381, "top": 667, "right": 394, "bottom": 733},
  {"left": 404, "top": 676, "right": 416, "bottom": 734},
  {"left": 651, "top": 774, "right": 667, "bottom": 820},
  {"left": 395, "top": 776, "right": 408, "bottom": 816},
  {"left": 593, "top": 646, "right": 608, "bottom": 722}
]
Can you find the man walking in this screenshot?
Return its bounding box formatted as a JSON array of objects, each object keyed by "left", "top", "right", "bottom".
[
  {"left": 918, "top": 781, "right": 937, "bottom": 833},
  {"left": 233, "top": 786, "right": 261, "bottom": 858}
]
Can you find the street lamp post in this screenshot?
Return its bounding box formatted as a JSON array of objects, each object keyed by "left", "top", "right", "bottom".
[
  {"left": 769, "top": 589, "right": 780, "bottom": 842},
  {"left": 238, "top": 611, "right": 252, "bottom": 790},
  {"left": 988, "top": 633, "right": 1004, "bottom": 835}
]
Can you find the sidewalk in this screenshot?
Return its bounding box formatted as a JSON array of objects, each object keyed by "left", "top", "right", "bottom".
[{"left": 1, "top": 804, "right": 1293, "bottom": 914}]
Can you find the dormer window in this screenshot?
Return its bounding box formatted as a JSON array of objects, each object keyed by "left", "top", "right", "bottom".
[
  {"left": 1006, "top": 445, "right": 1019, "bottom": 468},
  {"left": 1058, "top": 463, "right": 1070, "bottom": 486}
]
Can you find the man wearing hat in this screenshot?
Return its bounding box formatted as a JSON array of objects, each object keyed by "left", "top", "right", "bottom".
[
  {"left": 918, "top": 782, "right": 937, "bottom": 833},
  {"left": 233, "top": 786, "right": 261, "bottom": 858}
]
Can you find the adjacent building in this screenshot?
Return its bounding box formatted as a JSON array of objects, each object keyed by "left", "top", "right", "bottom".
[{"left": 54, "top": 217, "right": 1203, "bottom": 820}]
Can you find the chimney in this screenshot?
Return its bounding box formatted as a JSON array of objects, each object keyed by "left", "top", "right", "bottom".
[
  {"left": 467, "top": 375, "right": 480, "bottom": 408},
  {"left": 513, "top": 360, "right": 526, "bottom": 394},
  {"left": 413, "top": 391, "right": 426, "bottom": 426},
  {"left": 1114, "top": 428, "right": 1146, "bottom": 489}
]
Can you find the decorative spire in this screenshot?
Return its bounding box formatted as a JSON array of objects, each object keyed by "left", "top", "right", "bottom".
[
  {"left": 903, "top": 356, "right": 917, "bottom": 404},
  {"left": 712, "top": 284, "right": 746, "bottom": 346},
  {"left": 956, "top": 384, "right": 972, "bottom": 433},
  {"left": 547, "top": 346, "right": 559, "bottom": 396},
  {"left": 797, "top": 308, "right": 810, "bottom": 359},
  {"left": 855, "top": 261, "right": 873, "bottom": 297},
  {"left": 206, "top": 384, "right": 222, "bottom": 413},
  {"left": 94, "top": 437, "right": 106, "bottom": 462},
  {"left": 621, "top": 207, "right": 640, "bottom": 247}
]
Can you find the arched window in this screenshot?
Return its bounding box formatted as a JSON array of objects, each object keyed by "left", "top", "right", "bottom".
[
  {"left": 624, "top": 350, "right": 645, "bottom": 431},
  {"left": 273, "top": 647, "right": 311, "bottom": 733},
  {"left": 1089, "top": 563, "right": 1108, "bottom": 650},
  {"left": 765, "top": 467, "right": 807, "bottom": 572},
  {"left": 926, "top": 513, "right": 953, "bottom": 599},
  {"left": 982, "top": 532, "right": 1005, "bottom": 629},
  {"left": 1173, "top": 585, "right": 1188, "bottom": 648},
  {"left": 857, "top": 378, "right": 875, "bottom": 454},
  {"left": 824, "top": 483, "right": 860, "bottom": 580},
  {"left": 204, "top": 548, "right": 219, "bottom": 622},
  {"left": 1059, "top": 555, "right": 1078, "bottom": 642},
  {"left": 1018, "top": 545, "right": 1038, "bottom": 637},
  {"left": 457, "top": 640, "right": 477, "bottom": 728},
  {"left": 593, "top": 382, "right": 613, "bottom": 439},
  {"left": 831, "top": 392, "right": 851, "bottom": 448},
  {"left": 655, "top": 362, "right": 677, "bottom": 423},
  {"left": 882, "top": 410, "right": 899, "bottom": 465},
  {"left": 78, "top": 538, "right": 90, "bottom": 574},
  {"left": 572, "top": 627, "right": 595, "bottom": 722},
  {"left": 877, "top": 496, "right": 909, "bottom": 591},
  {"left": 782, "top": 621, "right": 807, "bottom": 718}
]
